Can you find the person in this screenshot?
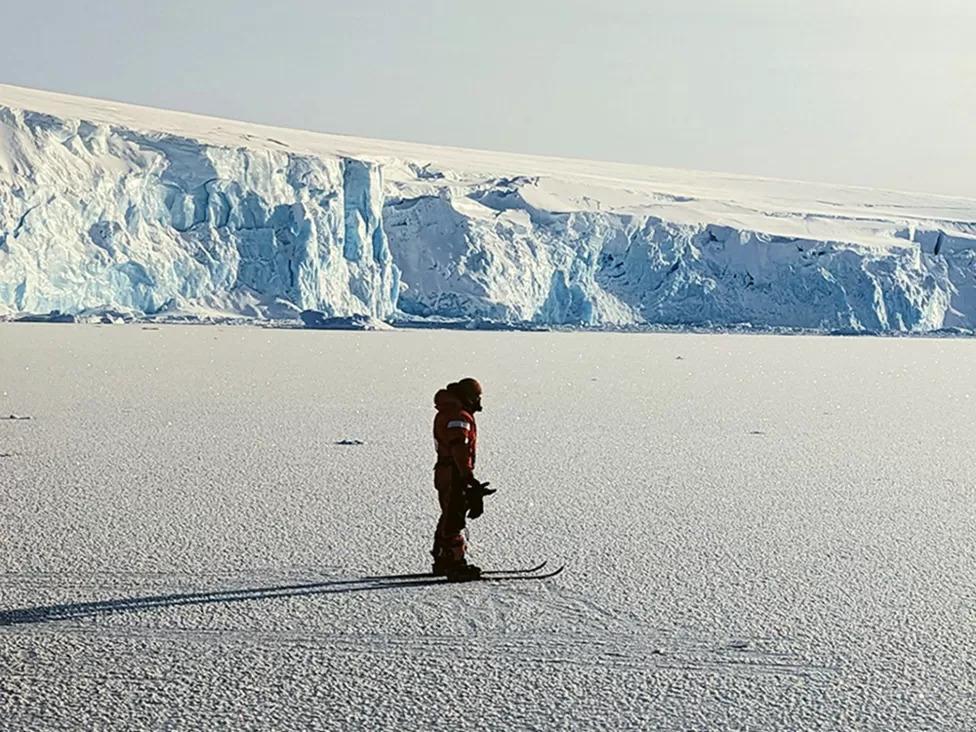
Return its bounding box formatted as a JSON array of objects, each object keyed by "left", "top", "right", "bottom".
[{"left": 430, "top": 377, "right": 495, "bottom": 581}]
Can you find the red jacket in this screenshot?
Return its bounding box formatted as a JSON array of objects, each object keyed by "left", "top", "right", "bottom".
[{"left": 433, "top": 388, "right": 477, "bottom": 475}]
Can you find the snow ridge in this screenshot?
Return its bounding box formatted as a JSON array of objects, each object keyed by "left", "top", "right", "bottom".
[{"left": 2, "top": 84, "right": 976, "bottom": 332}]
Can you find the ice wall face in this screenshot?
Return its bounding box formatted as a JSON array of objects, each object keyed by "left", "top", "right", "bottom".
[
  {"left": 386, "top": 185, "right": 975, "bottom": 331},
  {"left": 0, "top": 107, "right": 398, "bottom": 319},
  {"left": 2, "top": 84, "right": 976, "bottom": 332}
]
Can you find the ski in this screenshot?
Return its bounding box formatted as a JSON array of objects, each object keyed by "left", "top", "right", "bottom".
[
  {"left": 476, "top": 564, "right": 565, "bottom": 582},
  {"left": 484, "top": 560, "right": 549, "bottom": 576},
  {"left": 355, "top": 560, "right": 549, "bottom": 583},
  {"left": 343, "top": 561, "right": 550, "bottom": 584},
  {"left": 361, "top": 564, "right": 564, "bottom": 587}
]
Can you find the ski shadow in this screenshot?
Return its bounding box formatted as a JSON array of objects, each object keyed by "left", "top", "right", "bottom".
[{"left": 0, "top": 573, "right": 444, "bottom": 627}]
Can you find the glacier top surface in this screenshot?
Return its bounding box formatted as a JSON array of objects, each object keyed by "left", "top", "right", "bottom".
[{"left": 3, "top": 82, "right": 975, "bottom": 251}]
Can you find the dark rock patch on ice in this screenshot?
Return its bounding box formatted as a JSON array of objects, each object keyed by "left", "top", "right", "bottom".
[{"left": 301, "top": 311, "right": 391, "bottom": 331}]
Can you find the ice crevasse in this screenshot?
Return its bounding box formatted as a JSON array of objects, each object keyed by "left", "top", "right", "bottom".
[{"left": 2, "top": 84, "right": 976, "bottom": 332}]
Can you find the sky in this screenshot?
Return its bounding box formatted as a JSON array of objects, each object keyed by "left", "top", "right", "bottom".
[{"left": 2, "top": 0, "right": 974, "bottom": 197}]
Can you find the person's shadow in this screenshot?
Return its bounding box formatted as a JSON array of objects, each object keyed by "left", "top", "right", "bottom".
[{"left": 0, "top": 571, "right": 445, "bottom": 626}]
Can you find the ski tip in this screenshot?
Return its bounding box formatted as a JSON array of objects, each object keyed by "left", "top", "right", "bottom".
[{"left": 527, "top": 564, "right": 564, "bottom": 580}]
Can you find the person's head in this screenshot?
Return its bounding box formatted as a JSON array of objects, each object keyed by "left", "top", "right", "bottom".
[{"left": 450, "top": 377, "right": 483, "bottom": 413}]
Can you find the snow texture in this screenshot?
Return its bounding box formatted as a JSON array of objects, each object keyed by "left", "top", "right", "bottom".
[
  {"left": 2, "top": 325, "right": 975, "bottom": 729},
  {"left": 3, "top": 84, "right": 976, "bottom": 332}
]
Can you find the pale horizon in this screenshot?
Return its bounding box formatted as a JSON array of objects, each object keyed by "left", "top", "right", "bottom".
[{"left": 3, "top": 0, "right": 975, "bottom": 197}]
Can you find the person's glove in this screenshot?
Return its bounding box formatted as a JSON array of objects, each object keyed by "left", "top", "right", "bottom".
[{"left": 464, "top": 478, "right": 496, "bottom": 519}]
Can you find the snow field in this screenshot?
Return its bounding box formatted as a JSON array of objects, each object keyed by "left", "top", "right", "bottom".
[{"left": 1, "top": 324, "right": 975, "bottom": 729}]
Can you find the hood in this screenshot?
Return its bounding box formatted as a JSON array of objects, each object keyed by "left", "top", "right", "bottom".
[{"left": 434, "top": 387, "right": 463, "bottom": 412}]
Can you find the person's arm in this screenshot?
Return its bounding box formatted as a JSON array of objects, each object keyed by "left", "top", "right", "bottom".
[{"left": 446, "top": 417, "right": 475, "bottom": 480}]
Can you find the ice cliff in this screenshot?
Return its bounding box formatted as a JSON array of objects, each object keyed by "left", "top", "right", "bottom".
[
  {"left": 0, "top": 101, "right": 396, "bottom": 320},
  {"left": 2, "top": 84, "right": 976, "bottom": 332}
]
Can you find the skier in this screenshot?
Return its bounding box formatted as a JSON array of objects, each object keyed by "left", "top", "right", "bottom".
[{"left": 430, "top": 377, "right": 495, "bottom": 581}]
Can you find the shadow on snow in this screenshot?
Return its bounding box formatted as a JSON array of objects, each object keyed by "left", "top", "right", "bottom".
[{"left": 0, "top": 573, "right": 446, "bottom": 626}]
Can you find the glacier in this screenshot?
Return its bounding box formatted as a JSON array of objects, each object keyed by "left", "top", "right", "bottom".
[{"left": 2, "top": 83, "right": 976, "bottom": 332}]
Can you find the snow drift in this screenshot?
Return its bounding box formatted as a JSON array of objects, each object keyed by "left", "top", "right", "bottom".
[{"left": 2, "top": 84, "right": 976, "bottom": 332}]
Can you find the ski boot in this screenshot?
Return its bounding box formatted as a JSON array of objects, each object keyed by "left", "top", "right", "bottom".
[
  {"left": 444, "top": 559, "right": 482, "bottom": 583},
  {"left": 432, "top": 553, "right": 482, "bottom": 580},
  {"left": 432, "top": 531, "right": 481, "bottom": 581},
  {"left": 432, "top": 553, "right": 454, "bottom": 577},
  {"left": 432, "top": 535, "right": 482, "bottom": 581}
]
